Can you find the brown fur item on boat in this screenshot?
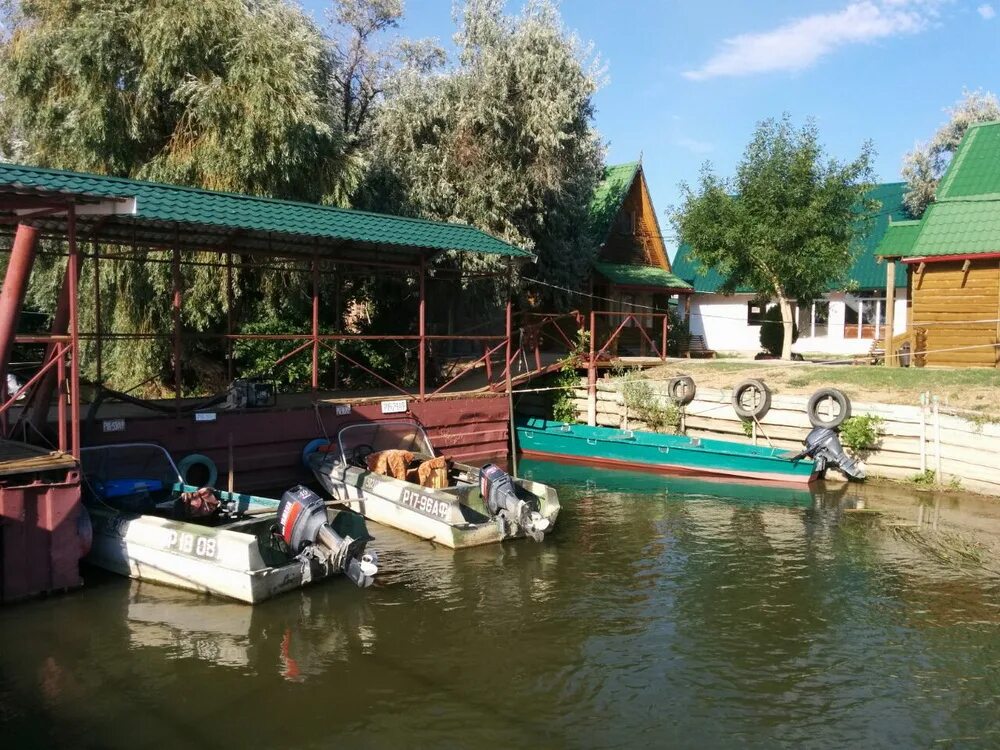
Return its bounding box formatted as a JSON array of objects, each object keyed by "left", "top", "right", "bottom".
[
  {"left": 418, "top": 455, "right": 452, "bottom": 489},
  {"left": 176, "top": 487, "right": 220, "bottom": 518},
  {"left": 365, "top": 450, "right": 413, "bottom": 480}
]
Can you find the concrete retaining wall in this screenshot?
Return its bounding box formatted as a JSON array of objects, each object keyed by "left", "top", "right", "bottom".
[{"left": 522, "top": 378, "right": 1000, "bottom": 497}]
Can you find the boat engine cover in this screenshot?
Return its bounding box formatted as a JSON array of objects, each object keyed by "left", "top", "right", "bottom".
[
  {"left": 802, "top": 427, "right": 866, "bottom": 481},
  {"left": 479, "top": 465, "right": 548, "bottom": 541},
  {"left": 277, "top": 485, "right": 377, "bottom": 586}
]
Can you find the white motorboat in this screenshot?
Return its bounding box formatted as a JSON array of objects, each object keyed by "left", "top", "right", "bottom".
[
  {"left": 81, "top": 443, "right": 378, "bottom": 604},
  {"left": 305, "top": 420, "right": 559, "bottom": 549}
]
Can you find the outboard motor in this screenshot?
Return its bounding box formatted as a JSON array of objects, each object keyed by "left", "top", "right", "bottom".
[
  {"left": 479, "top": 464, "right": 550, "bottom": 541},
  {"left": 277, "top": 486, "right": 378, "bottom": 587},
  {"left": 800, "top": 427, "right": 866, "bottom": 481}
]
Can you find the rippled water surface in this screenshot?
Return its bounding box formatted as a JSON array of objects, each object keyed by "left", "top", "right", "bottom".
[{"left": 2, "top": 460, "right": 999, "bottom": 749}]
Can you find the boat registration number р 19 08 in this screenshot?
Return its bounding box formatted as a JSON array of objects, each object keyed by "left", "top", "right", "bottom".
[
  {"left": 399, "top": 488, "right": 449, "bottom": 519},
  {"left": 165, "top": 529, "right": 219, "bottom": 559}
]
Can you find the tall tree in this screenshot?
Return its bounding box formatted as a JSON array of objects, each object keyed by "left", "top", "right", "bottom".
[
  {"left": 674, "top": 116, "right": 876, "bottom": 360},
  {"left": 902, "top": 89, "right": 1000, "bottom": 218},
  {"left": 364, "top": 0, "right": 604, "bottom": 302}
]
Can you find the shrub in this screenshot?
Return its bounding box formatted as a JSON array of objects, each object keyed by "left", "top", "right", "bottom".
[
  {"left": 620, "top": 370, "right": 679, "bottom": 433},
  {"left": 759, "top": 304, "right": 798, "bottom": 357},
  {"left": 839, "top": 414, "right": 884, "bottom": 453}
]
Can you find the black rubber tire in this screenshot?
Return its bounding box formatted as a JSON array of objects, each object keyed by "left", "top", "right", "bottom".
[
  {"left": 807, "top": 388, "right": 851, "bottom": 428},
  {"left": 667, "top": 376, "right": 696, "bottom": 406},
  {"left": 732, "top": 379, "right": 771, "bottom": 419}
]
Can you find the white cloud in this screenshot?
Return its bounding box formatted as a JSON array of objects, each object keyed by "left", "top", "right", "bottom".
[
  {"left": 684, "top": 1, "right": 944, "bottom": 81},
  {"left": 978, "top": 4, "right": 996, "bottom": 19}
]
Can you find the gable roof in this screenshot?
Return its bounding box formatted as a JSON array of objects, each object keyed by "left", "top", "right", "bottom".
[
  {"left": 672, "top": 182, "right": 909, "bottom": 294},
  {"left": 593, "top": 262, "right": 690, "bottom": 291},
  {"left": 0, "top": 162, "right": 531, "bottom": 260},
  {"left": 878, "top": 121, "right": 1000, "bottom": 260},
  {"left": 877, "top": 220, "right": 922, "bottom": 257},
  {"left": 588, "top": 161, "right": 640, "bottom": 246}
]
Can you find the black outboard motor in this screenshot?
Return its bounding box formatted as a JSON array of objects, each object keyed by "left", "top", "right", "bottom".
[
  {"left": 479, "top": 464, "right": 550, "bottom": 541},
  {"left": 277, "top": 486, "right": 378, "bottom": 587},
  {"left": 800, "top": 427, "right": 866, "bottom": 481}
]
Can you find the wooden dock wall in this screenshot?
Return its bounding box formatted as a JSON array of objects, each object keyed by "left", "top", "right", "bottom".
[{"left": 517, "top": 379, "right": 1000, "bottom": 497}]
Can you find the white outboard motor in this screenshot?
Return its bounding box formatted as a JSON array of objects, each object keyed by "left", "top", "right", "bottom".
[
  {"left": 479, "top": 464, "right": 550, "bottom": 541},
  {"left": 277, "top": 486, "right": 378, "bottom": 587},
  {"left": 800, "top": 427, "right": 866, "bottom": 481}
]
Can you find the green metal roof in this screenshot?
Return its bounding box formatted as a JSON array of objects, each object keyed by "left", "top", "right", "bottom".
[
  {"left": 876, "top": 220, "right": 922, "bottom": 257},
  {"left": 0, "top": 162, "right": 531, "bottom": 259},
  {"left": 588, "top": 162, "right": 639, "bottom": 246},
  {"left": 936, "top": 121, "right": 1000, "bottom": 200},
  {"left": 593, "top": 261, "right": 692, "bottom": 291},
  {"left": 890, "top": 122, "right": 1000, "bottom": 259},
  {"left": 672, "top": 182, "right": 909, "bottom": 293}
]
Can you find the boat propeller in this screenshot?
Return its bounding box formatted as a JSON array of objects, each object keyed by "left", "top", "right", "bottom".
[
  {"left": 277, "top": 486, "right": 378, "bottom": 587},
  {"left": 796, "top": 427, "right": 866, "bottom": 481},
  {"left": 479, "top": 464, "right": 549, "bottom": 542}
]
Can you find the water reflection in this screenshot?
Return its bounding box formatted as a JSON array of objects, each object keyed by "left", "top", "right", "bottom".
[{"left": 1, "top": 461, "right": 998, "bottom": 749}]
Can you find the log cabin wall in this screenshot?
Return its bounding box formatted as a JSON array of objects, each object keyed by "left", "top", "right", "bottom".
[{"left": 911, "top": 258, "right": 1000, "bottom": 367}]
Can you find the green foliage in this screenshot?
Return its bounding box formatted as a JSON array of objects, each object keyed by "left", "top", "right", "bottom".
[
  {"left": 620, "top": 369, "right": 679, "bottom": 433},
  {"left": 740, "top": 418, "right": 753, "bottom": 438},
  {"left": 839, "top": 414, "right": 884, "bottom": 453},
  {"left": 666, "top": 308, "right": 690, "bottom": 357},
  {"left": 550, "top": 329, "right": 589, "bottom": 423},
  {"left": 903, "top": 89, "right": 1000, "bottom": 218},
  {"left": 674, "top": 114, "right": 876, "bottom": 359},
  {"left": 759, "top": 304, "right": 798, "bottom": 357},
  {"left": 364, "top": 0, "right": 604, "bottom": 302},
  {"left": 911, "top": 469, "right": 937, "bottom": 486}
]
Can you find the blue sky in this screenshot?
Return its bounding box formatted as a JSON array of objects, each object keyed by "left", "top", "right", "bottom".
[{"left": 303, "top": 1, "right": 999, "bottom": 249}]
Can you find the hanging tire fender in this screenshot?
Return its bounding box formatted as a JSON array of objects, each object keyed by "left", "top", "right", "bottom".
[
  {"left": 806, "top": 388, "right": 852, "bottom": 428},
  {"left": 667, "top": 376, "right": 696, "bottom": 406},
  {"left": 177, "top": 453, "right": 218, "bottom": 488},
  {"left": 302, "top": 438, "right": 332, "bottom": 469},
  {"left": 732, "top": 379, "right": 772, "bottom": 419}
]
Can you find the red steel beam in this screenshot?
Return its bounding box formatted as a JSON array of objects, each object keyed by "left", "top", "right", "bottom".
[
  {"left": 0, "top": 225, "right": 41, "bottom": 396},
  {"left": 68, "top": 204, "right": 81, "bottom": 457}
]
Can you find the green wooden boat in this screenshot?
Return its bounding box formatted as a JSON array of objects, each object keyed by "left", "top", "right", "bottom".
[{"left": 515, "top": 417, "right": 821, "bottom": 485}]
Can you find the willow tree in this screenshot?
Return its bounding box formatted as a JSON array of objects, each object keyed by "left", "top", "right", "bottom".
[
  {"left": 902, "top": 89, "right": 1000, "bottom": 218},
  {"left": 674, "top": 116, "right": 876, "bottom": 360},
  {"left": 365, "top": 0, "right": 604, "bottom": 305},
  {"left": 0, "top": 0, "right": 355, "bottom": 392}
]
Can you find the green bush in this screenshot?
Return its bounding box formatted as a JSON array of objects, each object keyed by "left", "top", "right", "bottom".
[
  {"left": 839, "top": 414, "right": 884, "bottom": 453},
  {"left": 758, "top": 304, "right": 798, "bottom": 356},
  {"left": 620, "top": 370, "right": 679, "bottom": 433},
  {"left": 667, "top": 308, "right": 690, "bottom": 357},
  {"left": 550, "top": 330, "right": 590, "bottom": 423}
]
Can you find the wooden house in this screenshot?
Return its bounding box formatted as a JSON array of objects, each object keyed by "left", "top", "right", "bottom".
[
  {"left": 877, "top": 121, "right": 1000, "bottom": 368},
  {"left": 586, "top": 162, "right": 692, "bottom": 353}
]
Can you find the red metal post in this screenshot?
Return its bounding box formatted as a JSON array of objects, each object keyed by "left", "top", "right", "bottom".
[
  {"left": 67, "top": 205, "right": 81, "bottom": 458},
  {"left": 172, "top": 242, "right": 182, "bottom": 411},
  {"left": 587, "top": 310, "right": 597, "bottom": 427},
  {"left": 56, "top": 346, "right": 66, "bottom": 452},
  {"left": 0, "top": 224, "right": 40, "bottom": 398},
  {"left": 661, "top": 313, "right": 668, "bottom": 361},
  {"left": 226, "top": 253, "right": 234, "bottom": 382},
  {"left": 504, "top": 301, "right": 513, "bottom": 392},
  {"left": 311, "top": 255, "right": 319, "bottom": 392},
  {"left": 93, "top": 239, "right": 102, "bottom": 384},
  {"left": 419, "top": 257, "right": 427, "bottom": 401}
]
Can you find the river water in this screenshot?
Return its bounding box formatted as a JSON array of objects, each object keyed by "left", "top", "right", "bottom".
[{"left": 2, "top": 460, "right": 999, "bottom": 749}]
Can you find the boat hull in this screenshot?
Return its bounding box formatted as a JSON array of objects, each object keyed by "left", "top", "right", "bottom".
[
  {"left": 87, "top": 507, "right": 345, "bottom": 604},
  {"left": 311, "top": 458, "right": 560, "bottom": 549},
  {"left": 516, "top": 418, "right": 818, "bottom": 485}
]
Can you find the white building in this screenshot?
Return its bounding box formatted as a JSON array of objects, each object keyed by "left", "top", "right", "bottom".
[{"left": 671, "top": 182, "right": 909, "bottom": 357}]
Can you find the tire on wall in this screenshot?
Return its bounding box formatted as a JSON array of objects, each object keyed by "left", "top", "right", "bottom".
[
  {"left": 806, "top": 388, "right": 852, "bottom": 428},
  {"left": 177, "top": 453, "right": 218, "bottom": 488},
  {"left": 732, "top": 379, "right": 772, "bottom": 420},
  {"left": 667, "top": 376, "right": 696, "bottom": 406}
]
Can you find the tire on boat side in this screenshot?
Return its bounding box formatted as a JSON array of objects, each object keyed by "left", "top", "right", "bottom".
[
  {"left": 731, "top": 379, "right": 772, "bottom": 420},
  {"left": 302, "top": 438, "right": 331, "bottom": 469},
  {"left": 667, "top": 376, "right": 696, "bottom": 406},
  {"left": 177, "top": 453, "right": 218, "bottom": 488},
  {"left": 806, "top": 388, "right": 851, "bottom": 428}
]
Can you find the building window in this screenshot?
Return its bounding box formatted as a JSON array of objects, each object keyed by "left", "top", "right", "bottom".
[
  {"left": 747, "top": 302, "right": 767, "bottom": 326},
  {"left": 844, "top": 292, "right": 884, "bottom": 339}
]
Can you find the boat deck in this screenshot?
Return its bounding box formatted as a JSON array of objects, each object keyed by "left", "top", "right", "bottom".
[{"left": 0, "top": 439, "right": 76, "bottom": 478}]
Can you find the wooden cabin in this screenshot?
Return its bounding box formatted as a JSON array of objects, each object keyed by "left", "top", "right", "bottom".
[
  {"left": 586, "top": 162, "right": 692, "bottom": 354},
  {"left": 877, "top": 121, "right": 1000, "bottom": 368}
]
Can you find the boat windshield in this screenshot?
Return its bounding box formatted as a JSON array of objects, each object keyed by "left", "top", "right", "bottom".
[
  {"left": 80, "top": 443, "right": 184, "bottom": 507},
  {"left": 338, "top": 421, "right": 434, "bottom": 465}
]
